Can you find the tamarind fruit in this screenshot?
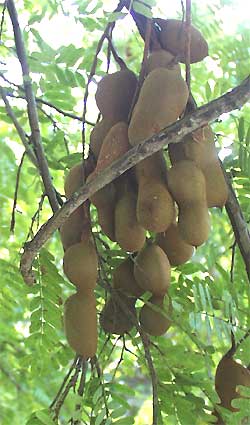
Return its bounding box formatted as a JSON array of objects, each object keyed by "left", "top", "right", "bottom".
[
  {"left": 155, "top": 18, "right": 208, "bottom": 63},
  {"left": 156, "top": 222, "right": 194, "bottom": 266},
  {"left": 169, "top": 126, "right": 228, "bottom": 207},
  {"left": 134, "top": 243, "right": 171, "bottom": 296},
  {"left": 95, "top": 69, "right": 137, "bottom": 121},
  {"left": 64, "top": 292, "right": 97, "bottom": 359},
  {"left": 139, "top": 295, "right": 172, "bottom": 336},
  {"left": 215, "top": 356, "right": 250, "bottom": 412},
  {"left": 167, "top": 160, "right": 210, "bottom": 246},
  {"left": 128, "top": 67, "right": 188, "bottom": 146}
]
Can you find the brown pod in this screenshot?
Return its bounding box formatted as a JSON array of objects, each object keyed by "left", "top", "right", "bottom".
[
  {"left": 156, "top": 18, "right": 208, "bottom": 63},
  {"left": 113, "top": 257, "right": 145, "bottom": 298},
  {"left": 87, "top": 171, "right": 116, "bottom": 241},
  {"left": 167, "top": 160, "right": 210, "bottom": 247},
  {"left": 95, "top": 69, "right": 137, "bottom": 121},
  {"left": 63, "top": 239, "right": 98, "bottom": 291},
  {"left": 64, "top": 292, "right": 97, "bottom": 359},
  {"left": 136, "top": 152, "right": 175, "bottom": 233},
  {"left": 95, "top": 122, "right": 130, "bottom": 172},
  {"left": 144, "top": 49, "right": 181, "bottom": 76},
  {"left": 139, "top": 295, "right": 172, "bottom": 336},
  {"left": 137, "top": 179, "right": 175, "bottom": 233},
  {"left": 115, "top": 181, "right": 146, "bottom": 252},
  {"left": 134, "top": 243, "right": 171, "bottom": 296},
  {"left": 64, "top": 162, "right": 84, "bottom": 199},
  {"left": 215, "top": 356, "right": 250, "bottom": 412},
  {"left": 100, "top": 295, "right": 136, "bottom": 335},
  {"left": 128, "top": 67, "right": 188, "bottom": 146},
  {"left": 156, "top": 223, "right": 194, "bottom": 266},
  {"left": 169, "top": 126, "right": 228, "bottom": 208},
  {"left": 60, "top": 207, "right": 87, "bottom": 250},
  {"left": 89, "top": 117, "right": 117, "bottom": 159}
]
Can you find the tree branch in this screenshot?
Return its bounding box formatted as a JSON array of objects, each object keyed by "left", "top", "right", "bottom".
[
  {"left": 7, "top": 0, "right": 59, "bottom": 213},
  {"left": 0, "top": 86, "right": 38, "bottom": 167},
  {"left": 0, "top": 72, "right": 94, "bottom": 124},
  {"left": 10, "top": 151, "right": 26, "bottom": 233},
  {"left": 23, "top": 93, "right": 94, "bottom": 124},
  {"left": 19, "top": 75, "right": 250, "bottom": 285},
  {"left": 225, "top": 174, "right": 250, "bottom": 281},
  {"left": 185, "top": 0, "right": 192, "bottom": 89}
]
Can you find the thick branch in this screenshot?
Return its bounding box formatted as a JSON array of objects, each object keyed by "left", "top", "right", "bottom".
[
  {"left": 7, "top": 0, "right": 59, "bottom": 213},
  {"left": 20, "top": 75, "right": 250, "bottom": 285}
]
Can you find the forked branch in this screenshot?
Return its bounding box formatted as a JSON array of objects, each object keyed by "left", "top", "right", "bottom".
[{"left": 7, "top": 0, "right": 59, "bottom": 213}]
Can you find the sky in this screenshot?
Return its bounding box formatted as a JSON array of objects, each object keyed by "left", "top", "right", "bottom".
[{"left": 29, "top": 0, "right": 250, "bottom": 50}]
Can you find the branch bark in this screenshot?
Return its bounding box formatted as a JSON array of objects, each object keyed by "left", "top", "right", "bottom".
[
  {"left": 7, "top": 0, "right": 59, "bottom": 213},
  {"left": 225, "top": 175, "right": 250, "bottom": 281},
  {"left": 20, "top": 75, "right": 250, "bottom": 285}
]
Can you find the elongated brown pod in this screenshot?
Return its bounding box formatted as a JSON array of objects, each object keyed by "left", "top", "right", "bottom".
[{"left": 64, "top": 292, "right": 97, "bottom": 359}]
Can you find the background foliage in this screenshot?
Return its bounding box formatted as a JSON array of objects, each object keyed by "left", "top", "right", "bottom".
[{"left": 0, "top": 0, "right": 250, "bottom": 424}]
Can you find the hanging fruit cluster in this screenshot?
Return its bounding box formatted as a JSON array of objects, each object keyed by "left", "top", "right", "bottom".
[
  {"left": 61, "top": 164, "right": 98, "bottom": 360},
  {"left": 61, "top": 19, "right": 228, "bottom": 371}
]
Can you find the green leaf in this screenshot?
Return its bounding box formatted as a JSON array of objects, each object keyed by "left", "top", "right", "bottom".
[
  {"left": 104, "top": 11, "right": 127, "bottom": 23},
  {"left": 238, "top": 116, "right": 245, "bottom": 143},
  {"left": 205, "top": 81, "right": 212, "bottom": 101},
  {"left": 132, "top": 1, "right": 152, "bottom": 18},
  {"left": 198, "top": 283, "right": 207, "bottom": 311},
  {"left": 35, "top": 410, "right": 54, "bottom": 425}
]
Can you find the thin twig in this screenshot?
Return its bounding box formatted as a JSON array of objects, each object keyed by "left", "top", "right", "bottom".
[
  {"left": 111, "top": 337, "right": 126, "bottom": 380},
  {"left": 229, "top": 241, "right": 237, "bottom": 354},
  {"left": 123, "top": 0, "right": 161, "bottom": 50},
  {"left": 52, "top": 357, "right": 82, "bottom": 421},
  {"left": 10, "top": 151, "right": 26, "bottom": 233},
  {"left": 50, "top": 355, "right": 79, "bottom": 409},
  {"left": 224, "top": 173, "right": 250, "bottom": 282},
  {"left": 90, "top": 356, "right": 109, "bottom": 417},
  {"left": 35, "top": 97, "right": 94, "bottom": 125},
  {"left": 26, "top": 193, "right": 46, "bottom": 241},
  {"left": 20, "top": 75, "right": 250, "bottom": 285},
  {"left": 0, "top": 77, "right": 93, "bottom": 124},
  {"left": 0, "top": 364, "right": 22, "bottom": 391},
  {"left": 235, "top": 328, "right": 250, "bottom": 353},
  {"left": 106, "top": 35, "right": 127, "bottom": 69},
  {"left": 98, "top": 270, "right": 159, "bottom": 424},
  {"left": 185, "top": 0, "right": 191, "bottom": 90},
  {"left": 128, "top": 17, "right": 152, "bottom": 122},
  {"left": 0, "top": 0, "right": 8, "bottom": 41},
  {"left": 0, "top": 86, "right": 38, "bottom": 167},
  {"left": 72, "top": 360, "right": 88, "bottom": 425},
  {"left": 7, "top": 0, "right": 59, "bottom": 213},
  {"left": 140, "top": 332, "right": 159, "bottom": 424},
  {"left": 96, "top": 260, "right": 154, "bottom": 420}
]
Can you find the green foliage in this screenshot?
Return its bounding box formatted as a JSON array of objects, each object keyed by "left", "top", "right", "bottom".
[{"left": 0, "top": 0, "right": 250, "bottom": 424}]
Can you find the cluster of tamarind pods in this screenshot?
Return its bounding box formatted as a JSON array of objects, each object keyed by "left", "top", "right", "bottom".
[{"left": 59, "top": 18, "right": 249, "bottom": 422}]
